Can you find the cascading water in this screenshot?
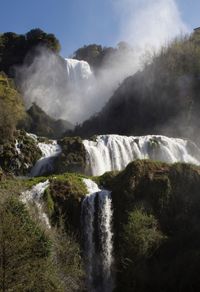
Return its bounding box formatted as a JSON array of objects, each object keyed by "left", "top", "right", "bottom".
[
  {"left": 29, "top": 135, "right": 61, "bottom": 177},
  {"left": 83, "top": 134, "right": 200, "bottom": 176},
  {"left": 21, "top": 180, "right": 50, "bottom": 228},
  {"left": 64, "top": 58, "right": 96, "bottom": 122},
  {"left": 65, "top": 58, "right": 93, "bottom": 84},
  {"left": 82, "top": 179, "right": 114, "bottom": 292}
]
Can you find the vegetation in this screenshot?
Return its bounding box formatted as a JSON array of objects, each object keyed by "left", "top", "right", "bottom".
[
  {"left": 73, "top": 41, "right": 132, "bottom": 72},
  {"left": 0, "top": 29, "right": 60, "bottom": 76},
  {"left": 72, "top": 31, "right": 200, "bottom": 145},
  {"left": 21, "top": 103, "right": 74, "bottom": 139},
  {"left": 2, "top": 26, "right": 200, "bottom": 291},
  {"left": 48, "top": 173, "right": 87, "bottom": 232},
  {"left": 0, "top": 196, "right": 59, "bottom": 291},
  {"left": 0, "top": 130, "right": 42, "bottom": 175},
  {"left": 54, "top": 137, "right": 87, "bottom": 174},
  {"left": 106, "top": 160, "right": 200, "bottom": 292},
  {"left": 0, "top": 72, "right": 25, "bottom": 142},
  {"left": 0, "top": 175, "right": 84, "bottom": 291}
]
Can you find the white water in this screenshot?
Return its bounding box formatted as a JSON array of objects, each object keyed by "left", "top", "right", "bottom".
[
  {"left": 83, "top": 135, "right": 200, "bottom": 176},
  {"left": 15, "top": 140, "right": 21, "bottom": 155},
  {"left": 65, "top": 58, "right": 93, "bottom": 84},
  {"left": 30, "top": 138, "right": 61, "bottom": 177},
  {"left": 21, "top": 180, "right": 50, "bottom": 229},
  {"left": 82, "top": 179, "right": 114, "bottom": 292},
  {"left": 64, "top": 58, "right": 96, "bottom": 122}
]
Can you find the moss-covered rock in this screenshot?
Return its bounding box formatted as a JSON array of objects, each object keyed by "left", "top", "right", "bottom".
[
  {"left": 54, "top": 136, "right": 87, "bottom": 174},
  {"left": 0, "top": 176, "right": 84, "bottom": 291},
  {"left": 48, "top": 173, "right": 87, "bottom": 233},
  {"left": 3, "top": 158, "right": 200, "bottom": 291},
  {"left": 108, "top": 160, "right": 200, "bottom": 292},
  {"left": 93, "top": 170, "right": 119, "bottom": 189},
  {"left": 0, "top": 130, "right": 42, "bottom": 175}
]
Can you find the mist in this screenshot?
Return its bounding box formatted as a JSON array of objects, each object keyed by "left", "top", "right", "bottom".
[{"left": 16, "top": 0, "right": 188, "bottom": 124}]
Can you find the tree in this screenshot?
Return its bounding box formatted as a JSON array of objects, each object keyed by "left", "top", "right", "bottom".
[
  {"left": 26, "top": 29, "right": 60, "bottom": 53},
  {"left": 0, "top": 29, "right": 61, "bottom": 75},
  {"left": 0, "top": 73, "right": 25, "bottom": 142},
  {"left": 73, "top": 44, "right": 103, "bottom": 68}
]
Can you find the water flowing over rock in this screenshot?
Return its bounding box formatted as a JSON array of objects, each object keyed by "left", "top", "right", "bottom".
[
  {"left": 29, "top": 136, "right": 61, "bottom": 177},
  {"left": 21, "top": 180, "right": 50, "bottom": 228},
  {"left": 65, "top": 58, "right": 93, "bottom": 84},
  {"left": 64, "top": 58, "right": 96, "bottom": 122},
  {"left": 83, "top": 135, "right": 200, "bottom": 176},
  {"left": 82, "top": 178, "right": 114, "bottom": 292}
]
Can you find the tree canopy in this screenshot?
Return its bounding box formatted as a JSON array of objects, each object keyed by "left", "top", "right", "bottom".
[{"left": 0, "top": 28, "right": 60, "bottom": 76}]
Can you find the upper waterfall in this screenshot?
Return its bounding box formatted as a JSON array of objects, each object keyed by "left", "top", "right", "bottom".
[
  {"left": 83, "top": 135, "right": 200, "bottom": 176},
  {"left": 65, "top": 58, "right": 93, "bottom": 84}
]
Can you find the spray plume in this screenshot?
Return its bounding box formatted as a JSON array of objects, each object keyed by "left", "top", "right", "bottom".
[{"left": 16, "top": 0, "right": 188, "bottom": 124}]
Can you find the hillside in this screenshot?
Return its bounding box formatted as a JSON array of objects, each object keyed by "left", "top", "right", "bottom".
[
  {"left": 72, "top": 30, "right": 200, "bottom": 145},
  {"left": 24, "top": 103, "right": 74, "bottom": 139},
  {"left": 1, "top": 160, "right": 200, "bottom": 291}
]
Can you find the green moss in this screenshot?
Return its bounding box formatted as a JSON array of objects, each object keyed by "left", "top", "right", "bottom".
[
  {"left": 0, "top": 174, "right": 84, "bottom": 291},
  {"left": 0, "top": 129, "right": 42, "bottom": 175},
  {"left": 47, "top": 173, "right": 87, "bottom": 232},
  {"left": 93, "top": 170, "right": 119, "bottom": 188},
  {"left": 43, "top": 187, "right": 54, "bottom": 216},
  {"left": 110, "top": 160, "right": 200, "bottom": 292},
  {"left": 54, "top": 136, "right": 86, "bottom": 174},
  {"left": 123, "top": 209, "right": 166, "bottom": 259}
]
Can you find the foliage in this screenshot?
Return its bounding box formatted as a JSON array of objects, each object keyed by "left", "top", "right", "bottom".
[
  {"left": 123, "top": 209, "right": 165, "bottom": 259},
  {"left": 0, "top": 176, "right": 85, "bottom": 291},
  {"left": 73, "top": 41, "right": 132, "bottom": 72},
  {"left": 51, "top": 226, "right": 85, "bottom": 291},
  {"left": 0, "top": 196, "right": 62, "bottom": 291},
  {"left": 74, "top": 44, "right": 104, "bottom": 69},
  {"left": 49, "top": 173, "right": 87, "bottom": 231},
  {"left": 20, "top": 103, "right": 74, "bottom": 139},
  {"left": 0, "top": 28, "right": 60, "bottom": 76},
  {"left": 0, "top": 73, "right": 25, "bottom": 142},
  {"left": 54, "top": 137, "right": 86, "bottom": 174},
  {"left": 72, "top": 32, "right": 200, "bottom": 144},
  {"left": 0, "top": 130, "right": 42, "bottom": 175},
  {"left": 109, "top": 160, "right": 200, "bottom": 292}
]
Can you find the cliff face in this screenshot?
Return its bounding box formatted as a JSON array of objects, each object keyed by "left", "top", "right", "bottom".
[
  {"left": 48, "top": 160, "right": 200, "bottom": 292},
  {"left": 72, "top": 33, "right": 200, "bottom": 145},
  {"left": 107, "top": 160, "right": 200, "bottom": 292},
  {"left": 1, "top": 160, "right": 200, "bottom": 291},
  {"left": 23, "top": 103, "right": 74, "bottom": 139}
]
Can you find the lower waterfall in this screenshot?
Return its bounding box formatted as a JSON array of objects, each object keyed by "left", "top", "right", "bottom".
[
  {"left": 82, "top": 179, "right": 114, "bottom": 292},
  {"left": 83, "top": 134, "right": 200, "bottom": 176},
  {"left": 21, "top": 180, "right": 50, "bottom": 229},
  {"left": 29, "top": 136, "right": 61, "bottom": 177}
]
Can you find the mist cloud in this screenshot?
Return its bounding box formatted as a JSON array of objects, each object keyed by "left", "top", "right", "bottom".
[
  {"left": 17, "top": 0, "right": 189, "bottom": 124},
  {"left": 114, "top": 0, "right": 188, "bottom": 50}
]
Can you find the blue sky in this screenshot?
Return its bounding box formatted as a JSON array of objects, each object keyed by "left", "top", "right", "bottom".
[{"left": 0, "top": 0, "right": 200, "bottom": 57}]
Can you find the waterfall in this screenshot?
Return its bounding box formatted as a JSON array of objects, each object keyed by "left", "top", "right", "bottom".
[
  {"left": 83, "top": 134, "right": 200, "bottom": 176},
  {"left": 65, "top": 58, "right": 93, "bottom": 84},
  {"left": 21, "top": 180, "right": 50, "bottom": 228},
  {"left": 29, "top": 134, "right": 61, "bottom": 177},
  {"left": 82, "top": 179, "right": 114, "bottom": 292},
  {"left": 64, "top": 58, "right": 97, "bottom": 123}
]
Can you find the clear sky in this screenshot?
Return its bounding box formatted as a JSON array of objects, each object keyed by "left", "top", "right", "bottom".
[{"left": 0, "top": 0, "right": 200, "bottom": 57}]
